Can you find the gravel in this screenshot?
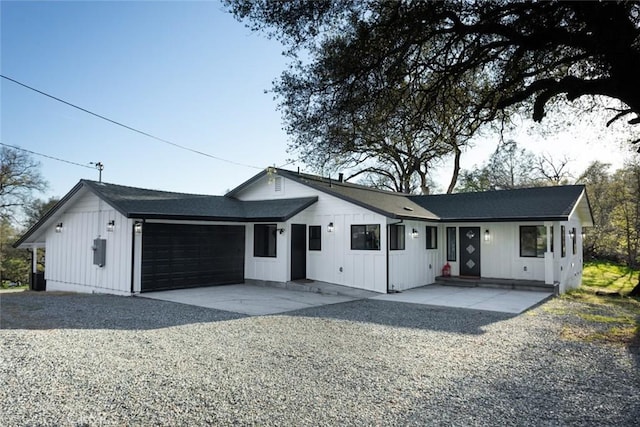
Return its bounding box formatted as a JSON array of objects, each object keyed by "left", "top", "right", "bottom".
[{"left": 1, "top": 291, "right": 638, "bottom": 426}]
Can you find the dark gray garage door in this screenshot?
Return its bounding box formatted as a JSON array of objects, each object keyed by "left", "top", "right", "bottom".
[{"left": 141, "top": 223, "right": 245, "bottom": 292}]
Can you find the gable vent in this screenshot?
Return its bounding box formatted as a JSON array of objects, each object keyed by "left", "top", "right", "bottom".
[
  {"left": 274, "top": 177, "right": 283, "bottom": 192},
  {"left": 403, "top": 206, "right": 414, "bottom": 211}
]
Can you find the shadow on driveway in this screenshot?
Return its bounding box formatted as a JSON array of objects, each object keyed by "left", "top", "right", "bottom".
[
  {"left": 0, "top": 291, "right": 514, "bottom": 335},
  {"left": 0, "top": 292, "right": 246, "bottom": 330},
  {"left": 285, "top": 299, "right": 516, "bottom": 336}
]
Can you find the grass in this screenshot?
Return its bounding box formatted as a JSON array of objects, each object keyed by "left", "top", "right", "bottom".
[
  {"left": 581, "top": 260, "right": 639, "bottom": 294},
  {"left": 546, "top": 261, "right": 639, "bottom": 350}
]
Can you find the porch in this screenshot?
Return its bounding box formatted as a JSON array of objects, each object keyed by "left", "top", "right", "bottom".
[{"left": 435, "top": 276, "right": 559, "bottom": 295}]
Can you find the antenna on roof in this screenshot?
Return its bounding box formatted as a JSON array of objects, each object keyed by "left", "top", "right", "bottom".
[{"left": 90, "top": 162, "right": 104, "bottom": 182}]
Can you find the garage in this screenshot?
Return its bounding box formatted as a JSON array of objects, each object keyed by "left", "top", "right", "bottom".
[{"left": 141, "top": 223, "right": 245, "bottom": 292}]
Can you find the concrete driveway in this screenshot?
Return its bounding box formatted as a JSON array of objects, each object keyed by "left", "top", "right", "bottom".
[
  {"left": 140, "top": 283, "right": 553, "bottom": 315},
  {"left": 372, "top": 285, "right": 553, "bottom": 314},
  {"left": 140, "top": 284, "right": 361, "bottom": 316}
]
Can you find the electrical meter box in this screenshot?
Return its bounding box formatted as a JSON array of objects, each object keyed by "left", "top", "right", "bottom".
[{"left": 93, "top": 238, "right": 107, "bottom": 267}]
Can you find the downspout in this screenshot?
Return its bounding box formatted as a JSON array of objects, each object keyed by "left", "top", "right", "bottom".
[{"left": 386, "top": 219, "right": 404, "bottom": 293}]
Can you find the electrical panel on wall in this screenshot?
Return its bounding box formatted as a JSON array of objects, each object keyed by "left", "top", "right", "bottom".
[{"left": 93, "top": 238, "right": 106, "bottom": 267}]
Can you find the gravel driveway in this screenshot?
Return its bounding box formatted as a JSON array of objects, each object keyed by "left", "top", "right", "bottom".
[{"left": 1, "top": 292, "right": 638, "bottom": 426}]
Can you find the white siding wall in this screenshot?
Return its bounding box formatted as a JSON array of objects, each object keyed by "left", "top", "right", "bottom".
[
  {"left": 45, "top": 192, "right": 132, "bottom": 295},
  {"left": 441, "top": 220, "right": 585, "bottom": 290},
  {"left": 441, "top": 222, "right": 546, "bottom": 282},
  {"left": 238, "top": 175, "right": 388, "bottom": 293},
  {"left": 557, "top": 214, "right": 584, "bottom": 293},
  {"left": 388, "top": 220, "right": 442, "bottom": 292}
]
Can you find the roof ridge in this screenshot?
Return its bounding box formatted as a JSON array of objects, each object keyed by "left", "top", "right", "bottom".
[
  {"left": 81, "top": 179, "right": 220, "bottom": 198},
  {"left": 277, "top": 169, "right": 409, "bottom": 196}
]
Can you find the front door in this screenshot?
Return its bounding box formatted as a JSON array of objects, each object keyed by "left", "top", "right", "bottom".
[
  {"left": 291, "top": 224, "right": 306, "bottom": 280},
  {"left": 459, "top": 227, "right": 481, "bottom": 277}
]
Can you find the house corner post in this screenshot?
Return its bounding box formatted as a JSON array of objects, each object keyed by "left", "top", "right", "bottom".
[{"left": 544, "top": 222, "right": 554, "bottom": 285}]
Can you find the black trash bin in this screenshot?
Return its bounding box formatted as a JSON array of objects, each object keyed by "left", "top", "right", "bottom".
[{"left": 31, "top": 272, "right": 46, "bottom": 291}]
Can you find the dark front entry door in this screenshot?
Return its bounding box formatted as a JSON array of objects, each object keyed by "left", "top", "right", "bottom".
[
  {"left": 291, "top": 224, "right": 306, "bottom": 280},
  {"left": 459, "top": 227, "right": 481, "bottom": 277}
]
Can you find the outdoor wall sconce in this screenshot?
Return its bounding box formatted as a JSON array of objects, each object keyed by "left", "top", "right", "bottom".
[
  {"left": 327, "top": 222, "right": 334, "bottom": 232},
  {"left": 569, "top": 229, "right": 575, "bottom": 240},
  {"left": 278, "top": 227, "right": 285, "bottom": 235},
  {"left": 581, "top": 231, "right": 586, "bottom": 239},
  {"left": 411, "top": 228, "right": 419, "bottom": 238},
  {"left": 107, "top": 220, "right": 115, "bottom": 232},
  {"left": 134, "top": 221, "right": 143, "bottom": 234},
  {"left": 55, "top": 222, "right": 63, "bottom": 233},
  {"left": 484, "top": 229, "right": 490, "bottom": 241}
]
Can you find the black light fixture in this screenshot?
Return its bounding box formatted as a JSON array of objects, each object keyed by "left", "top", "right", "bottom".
[
  {"left": 278, "top": 227, "right": 285, "bottom": 235},
  {"left": 327, "top": 222, "right": 334, "bottom": 232},
  {"left": 107, "top": 220, "right": 115, "bottom": 232},
  {"left": 411, "top": 228, "right": 419, "bottom": 238},
  {"left": 134, "top": 221, "right": 143, "bottom": 234},
  {"left": 55, "top": 222, "right": 63, "bottom": 233},
  {"left": 484, "top": 229, "right": 490, "bottom": 241}
]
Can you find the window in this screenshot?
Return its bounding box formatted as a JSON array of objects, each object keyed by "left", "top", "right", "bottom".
[
  {"left": 520, "top": 226, "right": 547, "bottom": 258},
  {"left": 572, "top": 227, "right": 577, "bottom": 255},
  {"left": 309, "top": 225, "right": 321, "bottom": 251},
  {"left": 561, "top": 225, "right": 566, "bottom": 257},
  {"left": 254, "top": 224, "right": 277, "bottom": 257},
  {"left": 446, "top": 227, "right": 456, "bottom": 261},
  {"left": 426, "top": 226, "right": 437, "bottom": 249},
  {"left": 389, "top": 224, "right": 405, "bottom": 250},
  {"left": 351, "top": 224, "right": 381, "bottom": 250}
]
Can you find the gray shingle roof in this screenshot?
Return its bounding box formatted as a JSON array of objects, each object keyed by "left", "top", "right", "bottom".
[
  {"left": 409, "top": 185, "right": 588, "bottom": 222},
  {"left": 270, "top": 170, "right": 440, "bottom": 221},
  {"left": 81, "top": 180, "right": 317, "bottom": 221}
]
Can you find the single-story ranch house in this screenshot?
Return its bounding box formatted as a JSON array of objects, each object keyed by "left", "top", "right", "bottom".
[{"left": 15, "top": 168, "right": 593, "bottom": 296}]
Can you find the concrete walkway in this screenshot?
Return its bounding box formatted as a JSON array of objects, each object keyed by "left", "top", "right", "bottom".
[
  {"left": 140, "top": 283, "right": 553, "bottom": 316},
  {"left": 372, "top": 285, "right": 553, "bottom": 314}
]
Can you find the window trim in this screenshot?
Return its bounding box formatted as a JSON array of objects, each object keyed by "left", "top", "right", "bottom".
[
  {"left": 561, "top": 225, "right": 566, "bottom": 258},
  {"left": 254, "top": 224, "right": 277, "bottom": 258},
  {"left": 426, "top": 226, "right": 438, "bottom": 250},
  {"left": 389, "top": 224, "right": 405, "bottom": 251},
  {"left": 446, "top": 227, "right": 456, "bottom": 261},
  {"left": 350, "top": 224, "right": 381, "bottom": 251},
  {"left": 308, "top": 225, "right": 321, "bottom": 251},
  {"left": 519, "top": 225, "right": 547, "bottom": 258}
]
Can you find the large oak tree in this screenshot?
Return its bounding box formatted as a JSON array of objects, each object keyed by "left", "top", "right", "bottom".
[{"left": 228, "top": 1, "right": 640, "bottom": 171}]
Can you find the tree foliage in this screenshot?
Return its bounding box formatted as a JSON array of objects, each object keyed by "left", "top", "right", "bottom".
[
  {"left": 0, "top": 146, "right": 47, "bottom": 221},
  {"left": 456, "top": 140, "right": 571, "bottom": 191},
  {"left": 577, "top": 159, "right": 640, "bottom": 269},
  {"left": 227, "top": 0, "right": 640, "bottom": 176}
]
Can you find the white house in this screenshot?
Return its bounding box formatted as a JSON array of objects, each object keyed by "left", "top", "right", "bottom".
[{"left": 15, "top": 168, "right": 593, "bottom": 296}]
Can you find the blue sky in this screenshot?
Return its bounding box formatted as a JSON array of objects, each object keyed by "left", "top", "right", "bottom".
[{"left": 1, "top": 1, "right": 633, "bottom": 201}]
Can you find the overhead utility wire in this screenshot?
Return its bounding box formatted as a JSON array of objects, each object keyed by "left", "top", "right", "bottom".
[
  {"left": 1, "top": 75, "right": 262, "bottom": 170},
  {"left": 0, "top": 142, "right": 94, "bottom": 169}
]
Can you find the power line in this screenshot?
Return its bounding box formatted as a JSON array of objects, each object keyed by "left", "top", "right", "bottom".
[
  {"left": 1, "top": 74, "right": 263, "bottom": 170},
  {"left": 0, "top": 142, "right": 94, "bottom": 169}
]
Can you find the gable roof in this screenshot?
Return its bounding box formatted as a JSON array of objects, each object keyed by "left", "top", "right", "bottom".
[
  {"left": 228, "top": 168, "right": 593, "bottom": 225},
  {"left": 227, "top": 169, "right": 440, "bottom": 221},
  {"left": 14, "top": 180, "right": 317, "bottom": 247},
  {"left": 79, "top": 180, "right": 317, "bottom": 222},
  {"left": 409, "top": 185, "right": 593, "bottom": 223}
]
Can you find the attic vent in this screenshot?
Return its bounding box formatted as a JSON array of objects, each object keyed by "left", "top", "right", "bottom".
[
  {"left": 403, "top": 206, "right": 414, "bottom": 211},
  {"left": 274, "top": 177, "right": 283, "bottom": 192}
]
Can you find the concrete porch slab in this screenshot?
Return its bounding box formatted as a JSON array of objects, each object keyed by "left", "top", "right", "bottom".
[{"left": 372, "top": 285, "right": 553, "bottom": 314}]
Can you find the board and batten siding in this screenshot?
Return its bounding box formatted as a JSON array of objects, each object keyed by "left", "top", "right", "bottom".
[
  {"left": 45, "top": 191, "right": 132, "bottom": 295},
  {"left": 441, "top": 220, "right": 584, "bottom": 289},
  {"left": 387, "top": 220, "right": 442, "bottom": 292},
  {"left": 238, "top": 175, "right": 388, "bottom": 293}
]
